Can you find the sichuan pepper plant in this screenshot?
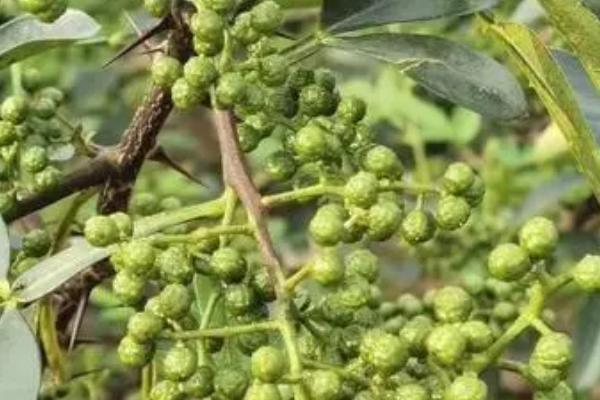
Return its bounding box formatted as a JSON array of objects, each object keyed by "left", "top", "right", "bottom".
[{"left": 2, "top": 0, "right": 600, "bottom": 399}]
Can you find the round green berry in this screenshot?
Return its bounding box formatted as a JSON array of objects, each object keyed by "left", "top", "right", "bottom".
[
  {"left": 33, "top": 166, "right": 61, "bottom": 192},
  {"left": 215, "top": 73, "right": 247, "bottom": 108},
  {"left": 488, "top": 243, "right": 531, "bottom": 281},
  {"left": 118, "top": 335, "right": 153, "bottom": 367},
  {"left": 157, "top": 246, "right": 194, "bottom": 284},
  {"left": 250, "top": 0, "right": 282, "bottom": 33},
  {"left": 110, "top": 212, "right": 133, "bottom": 239},
  {"left": 367, "top": 199, "right": 403, "bottom": 241},
  {"left": 183, "top": 56, "right": 218, "bottom": 89},
  {"left": 152, "top": 56, "right": 182, "bottom": 89},
  {"left": 113, "top": 271, "right": 146, "bottom": 305},
  {"left": 122, "top": 240, "right": 156, "bottom": 276},
  {"left": 171, "top": 78, "right": 203, "bottom": 109},
  {"left": 260, "top": 55, "right": 288, "bottom": 87},
  {"left": 214, "top": 368, "right": 249, "bottom": 400},
  {"left": 246, "top": 383, "right": 282, "bottom": 400},
  {"left": 157, "top": 284, "right": 192, "bottom": 319},
  {"left": 193, "top": 36, "right": 223, "bottom": 56},
  {"left": 310, "top": 248, "right": 345, "bottom": 286},
  {"left": 306, "top": 370, "right": 343, "bottom": 400},
  {"left": 251, "top": 269, "right": 276, "bottom": 303},
  {"left": 210, "top": 247, "right": 247, "bottom": 283},
  {"left": 400, "top": 209, "right": 436, "bottom": 245},
  {"left": 460, "top": 321, "right": 494, "bottom": 352},
  {"left": 463, "top": 175, "right": 486, "bottom": 206},
  {"left": 399, "top": 316, "right": 434, "bottom": 355},
  {"left": 150, "top": 380, "right": 183, "bottom": 400},
  {"left": 162, "top": 342, "right": 197, "bottom": 381},
  {"left": 245, "top": 113, "right": 275, "bottom": 138},
  {"left": 266, "top": 151, "right": 296, "bottom": 181},
  {"left": 337, "top": 97, "right": 367, "bottom": 123},
  {"left": 492, "top": 301, "right": 518, "bottom": 321},
  {"left": 145, "top": 0, "right": 170, "bottom": 18},
  {"left": 345, "top": 172, "right": 379, "bottom": 209},
  {"left": 34, "top": 0, "right": 66, "bottom": 22},
  {"left": 84, "top": 216, "right": 120, "bottom": 247},
  {"left": 0, "top": 121, "right": 17, "bottom": 146},
  {"left": 265, "top": 87, "right": 297, "bottom": 118},
  {"left": 132, "top": 192, "right": 160, "bottom": 216},
  {"left": 397, "top": 294, "right": 424, "bottom": 317},
  {"left": 22, "top": 146, "right": 48, "bottom": 173},
  {"left": 527, "top": 362, "right": 563, "bottom": 391},
  {"left": 360, "top": 330, "right": 410, "bottom": 374},
  {"left": 18, "top": 0, "right": 52, "bottom": 13},
  {"left": 251, "top": 346, "right": 286, "bottom": 383},
  {"left": 533, "top": 382, "right": 574, "bottom": 400},
  {"left": 127, "top": 311, "right": 164, "bottom": 343},
  {"left": 433, "top": 286, "right": 472, "bottom": 323},
  {"left": 435, "top": 195, "right": 471, "bottom": 231},
  {"left": 33, "top": 97, "right": 57, "bottom": 119},
  {"left": 345, "top": 249, "right": 379, "bottom": 283},
  {"left": 426, "top": 324, "right": 467, "bottom": 366},
  {"left": 183, "top": 366, "right": 214, "bottom": 398},
  {"left": 309, "top": 203, "right": 347, "bottom": 247},
  {"left": 191, "top": 7, "right": 224, "bottom": 43},
  {"left": 362, "top": 145, "right": 404, "bottom": 179},
  {"left": 519, "top": 217, "right": 558, "bottom": 259},
  {"left": 443, "top": 162, "right": 475, "bottom": 195},
  {"left": 299, "top": 84, "right": 337, "bottom": 117},
  {"left": 531, "top": 333, "right": 573, "bottom": 371},
  {"left": 202, "top": 0, "right": 235, "bottom": 14},
  {"left": 231, "top": 12, "right": 261, "bottom": 45},
  {"left": 294, "top": 123, "right": 330, "bottom": 161},
  {"left": 287, "top": 68, "right": 315, "bottom": 92},
  {"left": 1, "top": 96, "right": 28, "bottom": 124},
  {"left": 22, "top": 229, "right": 51, "bottom": 257},
  {"left": 444, "top": 375, "right": 487, "bottom": 400},
  {"left": 395, "top": 384, "right": 429, "bottom": 400},
  {"left": 225, "top": 284, "right": 256, "bottom": 316},
  {"left": 573, "top": 255, "right": 600, "bottom": 292},
  {"left": 40, "top": 87, "right": 65, "bottom": 105},
  {"left": 238, "top": 124, "right": 263, "bottom": 152}
]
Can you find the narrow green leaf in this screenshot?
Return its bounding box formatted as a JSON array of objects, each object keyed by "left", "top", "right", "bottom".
[
  {"left": 321, "top": 0, "right": 498, "bottom": 33},
  {"left": 574, "top": 295, "right": 600, "bottom": 390},
  {"left": 0, "top": 308, "right": 41, "bottom": 400},
  {"left": 0, "top": 9, "right": 100, "bottom": 70},
  {"left": 0, "top": 215, "right": 9, "bottom": 279},
  {"left": 538, "top": 0, "right": 600, "bottom": 90},
  {"left": 482, "top": 18, "right": 600, "bottom": 202},
  {"left": 12, "top": 239, "right": 109, "bottom": 303},
  {"left": 326, "top": 33, "right": 527, "bottom": 119}
]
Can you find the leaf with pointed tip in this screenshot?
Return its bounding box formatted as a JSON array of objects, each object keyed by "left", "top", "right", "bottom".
[
  {"left": 326, "top": 33, "right": 527, "bottom": 120},
  {"left": 0, "top": 215, "right": 9, "bottom": 280},
  {"left": 0, "top": 10, "right": 100, "bottom": 70},
  {"left": 12, "top": 239, "right": 109, "bottom": 303},
  {"left": 574, "top": 295, "right": 600, "bottom": 390},
  {"left": 322, "top": 0, "right": 498, "bottom": 33},
  {"left": 0, "top": 308, "right": 41, "bottom": 400}
]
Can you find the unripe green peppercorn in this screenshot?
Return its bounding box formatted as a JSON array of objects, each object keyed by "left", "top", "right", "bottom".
[
  {"left": 158, "top": 284, "right": 192, "bottom": 320},
  {"left": 573, "top": 255, "right": 600, "bottom": 292},
  {"left": 18, "top": 0, "right": 52, "bottom": 13},
  {"left": 250, "top": 0, "right": 283, "bottom": 33},
  {"left": 519, "top": 217, "right": 558, "bottom": 259},
  {"left": 251, "top": 346, "right": 286, "bottom": 382},
  {"left": 444, "top": 375, "right": 487, "bottom": 400},
  {"left": 122, "top": 240, "right": 156, "bottom": 276},
  {"left": 396, "top": 384, "right": 429, "bottom": 400},
  {"left": 171, "top": 78, "right": 203, "bottom": 109},
  {"left": 533, "top": 382, "right": 574, "bottom": 400},
  {"left": 127, "top": 311, "right": 164, "bottom": 343},
  {"left": 113, "top": 271, "right": 146, "bottom": 305},
  {"left": 183, "top": 56, "right": 218, "bottom": 89},
  {"left": 314, "top": 69, "right": 336, "bottom": 91},
  {"left": 310, "top": 248, "right": 345, "bottom": 286},
  {"left": 150, "top": 380, "right": 183, "bottom": 400},
  {"left": 443, "top": 162, "right": 475, "bottom": 195},
  {"left": 132, "top": 192, "right": 160, "bottom": 216},
  {"left": 397, "top": 293, "right": 424, "bottom": 317},
  {"left": 488, "top": 243, "right": 532, "bottom": 282},
  {"left": 191, "top": 7, "right": 224, "bottom": 42},
  {"left": 492, "top": 301, "right": 518, "bottom": 321},
  {"left": 215, "top": 73, "right": 247, "bottom": 108},
  {"left": 162, "top": 342, "right": 198, "bottom": 381},
  {"left": 110, "top": 212, "right": 133, "bottom": 239},
  {"left": 225, "top": 284, "right": 256, "bottom": 316},
  {"left": 118, "top": 335, "right": 153, "bottom": 367},
  {"left": 260, "top": 55, "right": 288, "bottom": 87},
  {"left": 463, "top": 175, "right": 486, "bottom": 206},
  {"left": 400, "top": 209, "right": 436, "bottom": 245},
  {"left": 22, "top": 229, "right": 51, "bottom": 257},
  {"left": 309, "top": 203, "right": 347, "bottom": 247},
  {"left": 151, "top": 56, "right": 182, "bottom": 89},
  {"left": 144, "top": 0, "right": 170, "bottom": 18},
  {"left": 299, "top": 84, "right": 337, "bottom": 117},
  {"left": 35, "top": 0, "right": 67, "bottom": 22},
  {"left": 426, "top": 324, "right": 467, "bottom": 366},
  {"left": 367, "top": 199, "right": 402, "bottom": 241},
  {"left": 345, "top": 249, "right": 379, "bottom": 283},
  {"left": 433, "top": 286, "right": 473, "bottom": 323},
  {"left": 183, "top": 366, "right": 214, "bottom": 398},
  {"left": 231, "top": 12, "right": 260, "bottom": 45},
  {"left": 527, "top": 362, "right": 563, "bottom": 391},
  {"left": 266, "top": 151, "right": 296, "bottom": 181},
  {"left": 33, "top": 97, "right": 57, "bottom": 119},
  {"left": 337, "top": 97, "right": 367, "bottom": 123},
  {"left": 0, "top": 121, "right": 17, "bottom": 146},
  {"left": 246, "top": 383, "right": 282, "bottom": 400},
  {"left": 294, "top": 123, "right": 330, "bottom": 161},
  {"left": 345, "top": 171, "right": 379, "bottom": 209},
  {"left": 157, "top": 246, "right": 194, "bottom": 284},
  {"left": 531, "top": 333, "right": 573, "bottom": 371},
  {"left": 84, "top": 216, "right": 120, "bottom": 247},
  {"left": 33, "top": 166, "right": 61, "bottom": 192},
  {"left": 360, "top": 330, "right": 410, "bottom": 374},
  {"left": 460, "top": 321, "right": 494, "bottom": 351},
  {"left": 435, "top": 195, "right": 471, "bottom": 231},
  {"left": 214, "top": 368, "right": 249, "bottom": 400},
  {"left": 238, "top": 124, "right": 263, "bottom": 153},
  {"left": 306, "top": 370, "right": 343, "bottom": 400},
  {"left": 287, "top": 68, "right": 315, "bottom": 92},
  {"left": 193, "top": 36, "right": 223, "bottom": 56},
  {"left": 40, "top": 87, "right": 65, "bottom": 105},
  {"left": 22, "top": 146, "right": 48, "bottom": 173},
  {"left": 1, "top": 96, "right": 28, "bottom": 124},
  {"left": 210, "top": 247, "right": 247, "bottom": 283},
  {"left": 202, "top": 0, "right": 235, "bottom": 14},
  {"left": 362, "top": 145, "right": 403, "bottom": 179}
]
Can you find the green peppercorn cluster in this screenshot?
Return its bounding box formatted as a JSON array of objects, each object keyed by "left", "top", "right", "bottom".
[
  {"left": 17, "top": 0, "right": 67, "bottom": 22},
  {"left": 0, "top": 72, "right": 71, "bottom": 215}
]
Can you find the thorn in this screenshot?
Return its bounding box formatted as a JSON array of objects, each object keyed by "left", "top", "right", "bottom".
[
  {"left": 124, "top": 11, "right": 153, "bottom": 52},
  {"left": 148, "top": 145, "right": 205, "bottom": 186},
  {"left": 68, "top": 293, "right": 89, "bottom": 353}
]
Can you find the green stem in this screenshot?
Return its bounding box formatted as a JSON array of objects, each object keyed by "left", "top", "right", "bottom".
[
  {"left": 220, "top": 187, "right": 238, "bottom": 247},
  {"left": 163, "top": 321, "right": 280, "bottom": 340},
  {"left": 302, "top": 359, "right": 369, "bottom": 387},
  {"left": 141, "top": 365, "right": 152, "bottom": 400},
  {"left": 51, "top": 189, "right": 96, "bottom": 253},
  {"left": 10, "top": 63, "right": 24, "bottom": 96},
  {"left": 148, "top": 224, "right": 252, "bottom": 246},
  {"left": 196, "top": 290, "right": 221, "bottom": 366},
  {"left": 285, "top": 264, "right": 312, "bottom": 292}
]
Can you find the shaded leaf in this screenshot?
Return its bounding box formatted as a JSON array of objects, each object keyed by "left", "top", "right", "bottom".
[
  {"left": 12, "top": 239, "right": 109, "bottom": 303},
  {"left": 0, "top": 10, "right": 100, "bottom": 70},
  {"left": 322, "top": 0, "right": 497, "bottom": 33},
  {"left": 326, "top": 33, "right": 527, "bottom": 119},
  {"left": 483, "top": 18, "right": 600, "bottom": 201},
  {"left": 574, "top": 295, "right": 600, "bottom": 390},
  {"left": 47, "top": 143, "right": 76, "bottom": 162},
  {"left": 0, "top": 308, "right": 41, "bottom": 400},
  {"left": 0, "top": 215, "right": 9, "bottom": 280},
  {"left": 450, "top": 107, "right": 482, "bottom": 145},
  {"left": 553, "top": 50, "right": 600, "bottom": 140},
  {"left": 538, "top": 0, "right": 600, "bottom": 90}
]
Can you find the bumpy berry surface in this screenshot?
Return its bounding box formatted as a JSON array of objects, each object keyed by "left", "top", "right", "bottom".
[{"left": 488, "top": 243, "right": 531, "bottom": 281}]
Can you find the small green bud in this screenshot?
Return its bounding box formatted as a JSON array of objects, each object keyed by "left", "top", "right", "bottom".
[
  {"left": 191, "top": 7, "right": 224, "bottom": 43},
  {"left": 157, "top": 284, "right": 192, "bottom": 320},
  {"left": 33, "top": 166, "right": 61, "bottom": 192},
  {"left": 118, "top": 335, "right": 153, "bottom": 367},
  {"left": 210, "top": 247, "right": 247, "bottom": 283},
  {"left": 310, "top": 248, "right": 345, "bottom": 286},
  {"left": 442, "top": 162, "right": 475, "bottom": 195},
  {"left": 183, "top": 56, "right": 218, "bottom": 89},
  {"left": 225, "top": 284, "right": 256, "bottom": 316},
  {"left": 215, "top": 73, "right": 247, "bottom": 108},
  {"left": 32, "top": 97, "right": 57, "bottom": 119},
  {"left": 294, "top": 123, "right": 330, "bottom": 162},
  {"left": 400, "top": 209, "right": 436, "bottom": 245},
  {"left": 266, "top": 151, "right": 296, "bottom": 181},
  {"left": 573, "top": 255, "right": 600, "bottom": 292},
  {"left": 231, "top": 12, "right": 261, "bottom": 45},
  {"left": 360, "top": 330, "right": 410, "bottom": 374},
  {"left": 127, "top": 311, "right": 164, "bottom": 343},
  {"left": 157, "top": 246, "right": 194, "bottom": 284},
  {"left": 0, "top": 121, "right": 17, "bottom": 146},
  {"left": 519, "top": 217, "right": 558, "bottom": 259},
  {"left": 113, "top": 271, "right": 146, "bottom": 305},
  {"left": 172, "top": 78, "right": 204, "bottom": 109},
  {"left": 362, "top": 145, "right": 403, "bottom": 178},
  {"left": 460, "top": 321, "right": 494, "bottom": 351},
  {"left": 397, "top": 293, "right": 424, "bottom": 317},
  {"left": 399, "top": 316, "right": 433, "bottom": 355},
  {"left": 345, "top": 249, "right": 379, "bottom": 283},
  {"left": 395, "top": 384, "right": 429, "bottom": 400},
  {"left": 287, "top": 68, "right": 315, "bottom": 92},
  {"left": 366, "top": 199, "right": 402, "bottom": 241},
  {"left": 260, "top": 55, "right": 288, "bottom": 87},
  {"left": 132, "top": 192, "right": 160, "bottom": 216},
  {"left": 22, "top": 229, "right": 51, "bottom": 257},
  {"left": 214, "top": 368, "right": 249, "bottom": 400},
  {"left": 527, "top": 362, "right": 563, "bottom": 391},
  {"left": 246, "top": 383, "right": 282, "bottom": 400},
  {"left": 533, "top": 382, "right": 574, "bottom": 400},
  {"left": 21, "top": 146, "right": 48, "bottom": 173},
  {"left": 250, "top": 0, "right": 282, "bottom": 33},
  {"left": 433, "top": 286, "right": 473, "bottom": 323},
  {"left": 163, "top": 342, "right": 198, "bottom": 381},
  {"left": 306, "top": 370, "right": 343, "bottom": 400},
  {"left": 488, "top": 243, "right": 531, "bottom": 281},
  {"left": 426, "top": 324, "right": 467, "bottom": 366},
  {"left": 531, "top": 333, "right": 573, "bottom": 371},
  {"left": 122, "top": 240, "right": 156, "bottom": 276},
  {"left": 435, "top": 195, "right": 471, "bottom": 231},
  {"left": 345, "top": 171, "right": 379, "bottom": 209},
  {"left": 150, "top": 380, "right": 183, "bottom": 400},
  {"left": 84, "top": 216, "right": 120, "bottom": 247},
  {"left": 151, "top": 56, "right": 182, "bottom": 89},
  {"left": 1, "top": 96, "right": 28, "bottom": 124},
  {"left": 110, "top": 212, "right": 133, "bottom": 239},
  {"left": 337, "top": 97, "right": 367, "bottom": 123},
  {"left": 251, "top": 346, "right": 286, "bottom": 383},
  {"left": 299, "top": 84, "right": 337, "bottom": 117},
  {"left": 444, "top": 375, "right": 487, "bottom": 400},
  {"left": 463, "top": 175, "right": 486, "bottom": 206},
  {"left": 492, "top": 301, "right": 518, "bottom": 321},
  {"left": 202, "top": 0, "right": 235, "bottom": 14},
  {"left": 183, "top": 366, "right": 214, "bottom": 398}
]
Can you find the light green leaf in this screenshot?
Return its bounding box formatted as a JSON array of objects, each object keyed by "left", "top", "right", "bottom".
[
  {"left": 0, "top": 308, "right": 41, "bottom": 400},
  {"left": 12, "top": 239, "right": 109, "bottom": 303},
  {"left": 482, "top": 17, "right": 600, "bottom": 202},
  {"left": 0, "top": 9, "right": 100, "bottom": 70},
  {"left": 450, "top": 107, "right": 482, "bottom": 145},
  {"left": 538, "top": 0, "right": 600, "bottom": 90},
  {"left": 0, "top": 215, "right": 9, "bottom": 279},
  {"left": 321, "top": 0, "right": 498, "bottom": 33},
  {"left": 575, "top": 295, "right": 600, "bottom": 390},
  {"left": 326, "top": 33, "right": 527, "bottom": 120}
]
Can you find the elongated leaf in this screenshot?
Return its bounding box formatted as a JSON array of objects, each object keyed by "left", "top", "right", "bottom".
[
  {"left": 483, "top": 18, "right": 600, "bottom": 202},
  {"left": 0, "top": 215, "right": 9, "bottom": 279},
  {"left": 322, "top": 0, "right": 498, "bottom": 33},
  {"left": 0, "top": 9, "right": 100, "bottom": 70},
  {"left": 538, "top": 0, "right": 600, "bottom": 90},
  {"left": 574, "top": 295, "right": 600, "bottom": 390},
  {"left": 0, "top": 308, "right": 41, "bottom": 400},
  {"left": 553, "top": 50, "right": 600, "bottom": 140},
  {"left": 12, "top": 239, "right": 109, "bottom": 303},
  {"left": 326, "top": 33, "right": 527, "bottom": 119}
]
